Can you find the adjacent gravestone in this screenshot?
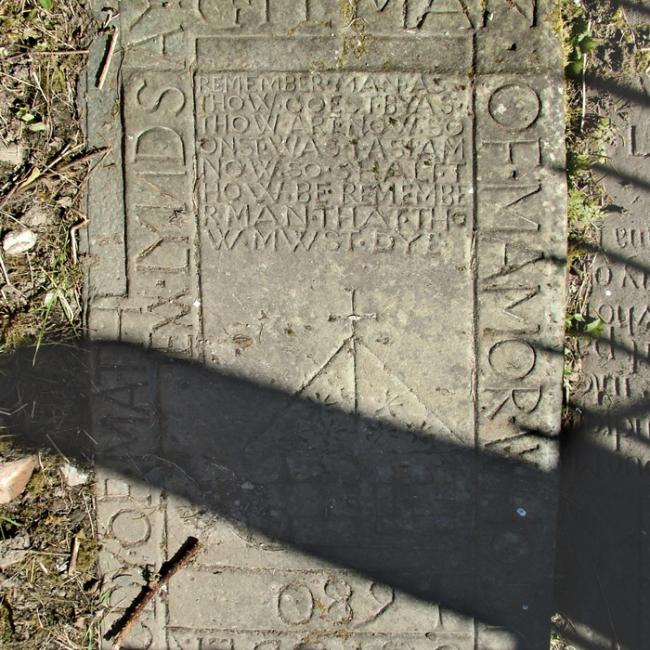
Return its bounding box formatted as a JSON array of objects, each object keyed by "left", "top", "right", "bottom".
[
  {"left": 556, "top": 73, "right": 650, "bottom": 649},
  {"left": 83, "top": 1, "right": 566, "bottom": 648}
]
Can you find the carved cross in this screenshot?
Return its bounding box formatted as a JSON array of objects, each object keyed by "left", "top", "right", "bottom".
[{"left": 330, "top": 289, "right": 377, "bottom": 336}]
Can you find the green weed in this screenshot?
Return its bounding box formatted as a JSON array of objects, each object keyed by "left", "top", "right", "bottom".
[
  {"left": 565, "top": 313, "right": 605, "bottom": 338},
  {"left": 565, "top": 14, "right": 598, "bottom": 77},
  {"left": 567, "top": 187, "right": 603, "bottom": 236}
]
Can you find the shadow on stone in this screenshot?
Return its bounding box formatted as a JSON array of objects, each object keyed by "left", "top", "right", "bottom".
[
  {"left": 616, "top": 0, "right": 650, "bottom": 19},
  {"left": 592, "top": 162, "right": 650, "bottom": 193},
  {"left": 554, "top": 182, "right": 650, "bottom": 649},
  {"left": 1, "top": 341, "right": 557, "bottom": 649},
  {"left": 585, "top": 75, "right": 650, "bottom": 109},
  {"left": 555, "top": 405, "right": 650, "bottom": 650},
  {"left": 573, "top": 239, "right": 650, "bottom": 278},
  {"left": 3, "top": 338, "right": 649, "bottom": 649}
]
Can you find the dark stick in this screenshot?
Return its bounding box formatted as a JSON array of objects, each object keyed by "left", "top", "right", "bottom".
[{"left": 107, "top": 536, "right": 202, "bottom": 650}]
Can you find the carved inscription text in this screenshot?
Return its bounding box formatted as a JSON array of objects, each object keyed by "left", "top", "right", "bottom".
[{"left": 195, "top": 73, "right": 470, "bottom": 255}]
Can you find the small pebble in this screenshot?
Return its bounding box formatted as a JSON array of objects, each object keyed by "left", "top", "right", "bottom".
[
  {"left": 2, "top": 229, "right": 37, "bottom": 256},
  {"left": 57, "top": 195, "right": 74, "bottom": 208},
  {"left": 0, "top": 143, "right": 25, "bottom": 167},
  {"left": 60, "top": 462, "right": 91, "bottom": 487},
  {"left": 0, "top": 456, "right": 37, "bottom": 504},
  {"left": 21, "top": 205, "right": 50, "bottom": 229}
]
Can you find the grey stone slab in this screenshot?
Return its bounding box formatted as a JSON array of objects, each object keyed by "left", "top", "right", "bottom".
[
  {"left": 82, "top": 2, "right": 567, "bottom": 649},
  {"left": 556, "top": 75, "right": 650, "bottom": 650}
]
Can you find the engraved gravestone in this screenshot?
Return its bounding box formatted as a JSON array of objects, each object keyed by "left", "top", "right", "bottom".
[
  {"left": 556, "top": 75, "right": 650, "bottom": 649},
  {"left": 82, "top": 1, "right": 566, "bottom": 648}
]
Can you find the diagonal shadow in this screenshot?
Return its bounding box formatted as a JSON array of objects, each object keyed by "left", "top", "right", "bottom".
[
  {"left": 574, "top": 239, "right": 650, "bottom": 278},
  {"left": 585, "top": 75, "right": 650, "bottom": 109},
  {"left": 573, "top": 239, "right": 650, "bottom": 278},
  {"left": 555, "top": 404, "right": 650, "bottom": 650},
  {"left": 591, "top": 162, "right": 650, "bottom": 192},
  {"left": 2, "top": 340, "right": 649, "bottom": 649},
  {"left": 616, "top": 0, "right": 650, "bottom": 20},
  {"left": 0, "top": 340, "right": 559, "bottom": 650}
]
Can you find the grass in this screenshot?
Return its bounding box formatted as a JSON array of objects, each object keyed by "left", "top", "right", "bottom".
[
  {"left": 550, "top": 614, "right": 578, "bottom": 650},
  {"left": 560, "top": 0, "right": 617, "bottom": 402}
]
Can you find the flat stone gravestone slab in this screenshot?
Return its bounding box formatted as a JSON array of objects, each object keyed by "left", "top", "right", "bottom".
[
  {"left": 557, "top": 75, "right": 650, "bottom": 650},
  {"left": 82, "top": 1, "right": 566, "bottom": 648}
]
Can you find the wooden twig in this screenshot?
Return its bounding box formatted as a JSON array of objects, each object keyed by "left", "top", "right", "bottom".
[
  {"left": 57, "top": 148, "right": 108, "bottom": 173},
  {"left": 579, "top": 20, "right": 592, "bottom": 134},
  {"left": 108, "top": 537, "right": 202, "bottom": 650},
  {"left": 70, "top": 215, "right": 89, "bottom": 264},
  {"left": 0, "top": 250, "right": 11, "bottom": 287},
  {"left": 97, "top": 27, "right": 119, "bottom": 90},
  {"left": 67, "top": 535, "right": 80, "bottom": 575},
  {"left": 0, "top": 148, "right": 106, "bottom": 211},
  {"left": 5, "top": 50, "right": 89, "bottom": 60}
]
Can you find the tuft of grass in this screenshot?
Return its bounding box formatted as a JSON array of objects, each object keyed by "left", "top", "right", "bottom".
[
  {"left": 567, "top": 187, "right": 603, "bottom": 240},
  {"left": 550, "top": 613, "right": 579, "bottom": 650},
  {"left": 564, "top": 13, "right": 598, "bottom": 78},
  {"left": 564, "top": 312, "right": 605, "bottom": 338}
]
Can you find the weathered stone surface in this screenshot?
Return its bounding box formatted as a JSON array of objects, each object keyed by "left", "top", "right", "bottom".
[
  {"left": 82, "top": 1, "right": 567, "bottom": 648},
  {"left": 556, "top": 74, "right": 650, "bottom": 650}
]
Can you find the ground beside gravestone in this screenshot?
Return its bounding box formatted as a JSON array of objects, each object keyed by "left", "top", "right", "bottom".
[
  {"left": 82, "top": 1, "right": 565, "bottom": 649},
  {"left": 0, "top": 2, "right": 100, "bottom": 647}
]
